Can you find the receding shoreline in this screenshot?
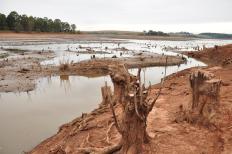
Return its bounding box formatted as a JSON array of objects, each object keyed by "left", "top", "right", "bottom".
[
  {"left": 29, "top": 44, "right": 232, "bottom": 154},
  {"left": 1, "top": 34, "right": 232, "bottom": 154},
  {"left": 0, "top": 49, "right": 185, "bottom": 93}
]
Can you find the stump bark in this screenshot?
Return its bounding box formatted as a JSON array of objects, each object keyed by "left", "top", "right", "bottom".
[
  {"left": 107, "top": 65, "right": 165, "bottom": 154},
  {"left": 188, "top": 70, "right": 222, "bottom": 124},
  {"left": 109, "top": 70, "right": 149, "bottom": 154}
]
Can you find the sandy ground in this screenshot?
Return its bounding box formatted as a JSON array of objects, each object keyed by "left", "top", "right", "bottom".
[{"left": 28, "top": 44, "right": 232, "bottom": 153}]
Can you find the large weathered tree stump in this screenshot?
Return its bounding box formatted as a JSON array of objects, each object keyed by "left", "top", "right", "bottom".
[
  {"left": 76, "top": 59, "right": 168, "bottom": 153},
  {"left": 184, "top": 70, "right": 222, "bottom": 125},
  {"left": 109, "top": 69, "right": 149, "bottom": 154},
  {"left": 107, "top": 63, "right": 166, "bottom": 154}
]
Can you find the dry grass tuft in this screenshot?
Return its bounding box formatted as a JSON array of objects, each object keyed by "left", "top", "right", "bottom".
[
  {"left": 59, "top": 63, "right": 69, "bottom": 71},
  {"left": 59, "top": 58, "right": 70, "bottom": 71}
]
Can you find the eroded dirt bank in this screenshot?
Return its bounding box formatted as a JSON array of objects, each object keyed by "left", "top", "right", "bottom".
[
  {"left": 185, "top": 44, "right": 232, "bottom": 66},
  {"left": 29, "top": 45, "right": 232, "bottom": 154}
]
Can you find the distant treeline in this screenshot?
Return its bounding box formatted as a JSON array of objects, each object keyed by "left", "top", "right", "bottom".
[
  {"left": 199, "top": 33, "right": 232, "bottom": 39},
  {"left": 143, "top": 31, "right": 232, "bottom": 39},
  {"left": 143, "top": 30, "right": 169, "bottom": 36},
  {"left": 0, "top": 11, "right": 78, "bottom": 33}
]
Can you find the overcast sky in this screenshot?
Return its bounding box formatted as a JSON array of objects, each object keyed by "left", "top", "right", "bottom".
[{"left": 1, "top": 0, "right": 232, "bottom": 33}]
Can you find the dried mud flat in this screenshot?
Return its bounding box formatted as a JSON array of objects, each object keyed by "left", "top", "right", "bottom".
[
  {"left": 0, "top": 50, "right": 185, "bottom": 93},
  {"left": 0, "top": 50, "right": 55, "bottom": 92},
  {"left": 0, "top": 33, "right": 186, "bottom": 93},
  {"left": 27, "top": 43, "right": 232, "bottom": 154}
]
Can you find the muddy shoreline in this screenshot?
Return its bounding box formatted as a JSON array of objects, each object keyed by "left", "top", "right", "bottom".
[
  {"left": 29, "top": 44, "right": 232, "bottom": 154},
  {"left": 0, "top": 50, "right": 55, "bottom": 92},
  {"left": 0, "top": 48, "right": 185, "bottom": 93}
]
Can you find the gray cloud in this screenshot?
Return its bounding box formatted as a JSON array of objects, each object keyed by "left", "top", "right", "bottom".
[{"left": 1, "top": 0, "right": 232, "bottom": 32}]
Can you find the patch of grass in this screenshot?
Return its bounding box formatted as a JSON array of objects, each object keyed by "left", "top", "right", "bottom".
[
  {"left": 0, "top": 53, "right": 9, "bottom": 59},
  {"left": 3, "top": 48, "right": 29, "bottom": 54},
  {"left": 59, "top": 58, "right": 71, "bottom": 71},
  {"left": 59, "top": 63, "right": 70, "bottom": 71}
]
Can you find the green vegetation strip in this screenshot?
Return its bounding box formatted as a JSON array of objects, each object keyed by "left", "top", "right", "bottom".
[{"left": 0, "top": 53, "right": 9, "bottom": 59}]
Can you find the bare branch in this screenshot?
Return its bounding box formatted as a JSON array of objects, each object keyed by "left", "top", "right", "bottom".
[
  {"left": 77, "top": 142, "right": 122, "bottom": 154},
  {"left": 134, "top": 92, "right": 145, "bottom": 121},
  {"left": 135, "top": 67, "right": 146, "bottom": 120},
  {"left": 148, "top": 81, "right": 152, "bottom": 94},
  {"left": 108, "top": 94, "right": 122, "bottom": 134},
  {"left": 137, "top": 68, "right": 141, "bottom": 79},
  {"left": 148, "top": 56, "right": 168, "bottom": 112},
  {"left": 137, "top": 68, "right": 144, "bottom": 107},
  {"left": 143, "top": 68, "right": 146, "bottom": 85}
]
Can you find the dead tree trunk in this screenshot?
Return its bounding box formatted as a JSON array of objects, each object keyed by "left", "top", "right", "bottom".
[
  {"left": 188, "top": 70, "right": 222, "bottom": 124},
  {"left": 120, "top": 107, "right": 149, "bottom": 153},
  {"left": 108, "top": 61, "right": 167, "bottom": 154},
  {"left": 77, "top": 59, "right": 168, "bottom": 154}
]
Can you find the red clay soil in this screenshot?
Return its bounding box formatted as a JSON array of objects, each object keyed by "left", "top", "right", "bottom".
[
  {"left": 185, "top": 44, "right": 232, "bottom": 66},
  {"left": 29, "top": 45, "right": 232, "bottom": 154}
]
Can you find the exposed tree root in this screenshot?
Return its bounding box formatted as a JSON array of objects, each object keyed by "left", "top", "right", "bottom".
[
  {"left": 86, "top": 133, "right": 95, "bottom": 147},
  {"left": 77, "top": 142, "right": 122, "bottom": 154},
  {"left": 105, "top": 122, "right": 115, "bottom": 145}
]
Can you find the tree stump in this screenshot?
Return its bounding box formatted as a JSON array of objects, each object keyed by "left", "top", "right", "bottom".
[
  {"left": 108, "top": 65, "right": 166, "bottom": 154},
  {"left": 109, "top": 69, "right": 150, "bottom": 154},
  {"left": 188, "top": 70, "right": 222, "bottom": 125},
  {"left": 77, "top": 62, "right": 168, "bottom": 154},
  {"left": 101, "top": 82, "right": 113, "bottom": 105}
]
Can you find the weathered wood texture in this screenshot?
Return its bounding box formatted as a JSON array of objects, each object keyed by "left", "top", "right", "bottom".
[{"left": 189, "top": 71, "right": 221, "bottom": 123}]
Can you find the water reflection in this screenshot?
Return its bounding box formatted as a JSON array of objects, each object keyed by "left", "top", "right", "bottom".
[
  {"left": 60, "top": 75, "right": 71, "bottom": 93},
  {"left": 0, "top": 75, "right": 112, "bottom": 154}
]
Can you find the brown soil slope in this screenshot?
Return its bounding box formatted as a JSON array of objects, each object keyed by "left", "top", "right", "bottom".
[
  {"left": 30, "top": 45, "right": 232, "bottom": 154},
  {"left": 186, "top": 44, "right": 232, "bottom": 66}
]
